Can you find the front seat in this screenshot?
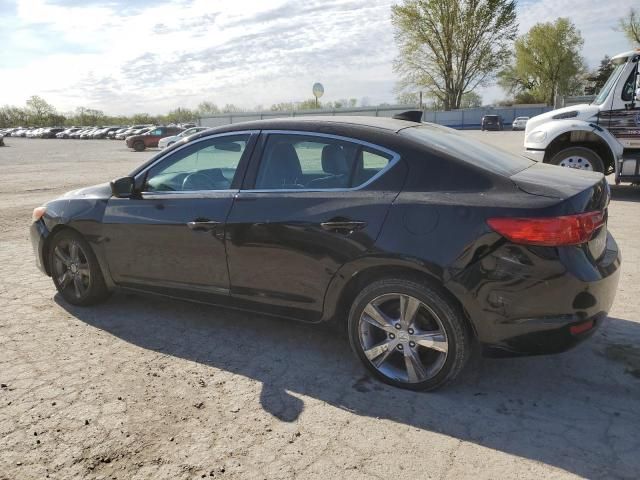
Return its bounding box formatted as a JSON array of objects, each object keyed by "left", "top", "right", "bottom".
[
  {"left": 257, "top": 142, "right": 304, "bottom": 188},
  {"left": 308, "top": 144, "right": 350, "bottom": 189}
]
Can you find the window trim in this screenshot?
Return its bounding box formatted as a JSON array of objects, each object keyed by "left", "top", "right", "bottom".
[
  {"left": 134, "top": 130, "right": 258, "bottom": 195},
  {"left": 242, "top": 130, "right": 401, "bottom": 193}
]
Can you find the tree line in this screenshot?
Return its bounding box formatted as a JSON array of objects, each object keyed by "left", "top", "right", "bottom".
[
  {"left": 0, "top": 97, "right": 365, "bottom": 128},
  {"left": 392, "top": 1, "right": 640, "bottom": 109}
]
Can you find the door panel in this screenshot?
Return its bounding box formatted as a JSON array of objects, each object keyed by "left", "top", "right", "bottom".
[
  {"left": 101, "top": 133, "right": 254, "bottom": 295},
  {"left": 103, "top": 193, "right": 233, "bottom": 293},
  {"left": 225, "top": 191, "right": 398, "bottom": 317}
]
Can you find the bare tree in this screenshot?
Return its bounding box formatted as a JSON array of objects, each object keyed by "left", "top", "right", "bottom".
[
  {"left": 619, "top": 8, "right": 640, "bottom": 45},
  {"left": 392, "top": 0, "right": 517, "bottom": 110}
]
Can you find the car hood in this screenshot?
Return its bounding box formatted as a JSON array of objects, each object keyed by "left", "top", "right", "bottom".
[
  {"left": 526, "top": 104, "right": 600, "bottom": 133},
  {"left": 62, "top": 182, "right": 112, "bottom": 200}
]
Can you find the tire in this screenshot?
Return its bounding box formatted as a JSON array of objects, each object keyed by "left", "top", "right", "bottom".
[
  {"left": 549, "top": 146, "right": 604, "bottom": 173},
  {"left": 133, "top": 141, "right": 145, "bottom": 152},
  {"left": 48, "top": 229, "right": 111, "bottom": 306},
  {"left": 348, "top": 277, "right": 471, "bottom": 391}
]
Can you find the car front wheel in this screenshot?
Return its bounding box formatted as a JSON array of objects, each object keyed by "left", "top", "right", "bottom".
[
  {"left": 133, "top": 141, "right": 145, "bottom": 152},
  {"left": 48, "top": 229, "right": 110, "bottom": 306},
  {"left": 348, "top": 278, "right": 471, "bottom": 391}
]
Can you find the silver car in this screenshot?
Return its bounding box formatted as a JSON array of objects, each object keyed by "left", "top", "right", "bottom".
[
  {"left": 512, "top": 116, "right": 529, "bottom": 131},
  {"left": 158, "top": 126, "right": 208, "bottom": 149}
]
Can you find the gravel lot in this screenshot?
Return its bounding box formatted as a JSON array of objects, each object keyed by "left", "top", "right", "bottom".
[{"left": 1, "top": 132, "right": 639, "bottom": 480}]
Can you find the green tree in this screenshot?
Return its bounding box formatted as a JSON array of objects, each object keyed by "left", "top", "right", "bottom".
[
  {"left": 197, "top": 101, "right": 220, "bottom": 116},
  {"left": 584, "top": 55, "right": 614, "bottom": 95},
  {"left": 165, "top": 107, "right": 198, "bottom": 124},
  {"left": 392, "top": 0, "right": 517, "bottom": 110},
  {"left": 499, "top": 18, "right": 586, "bottom": 106},
  {"left": 460, "top": 91, "right": 482, "bottom": 108},
  {"left": 619, "top": 8, "right": 640, "bottom": 45},
  {"left": 25, "top": 96, "right": 57, "bottom": 126}
]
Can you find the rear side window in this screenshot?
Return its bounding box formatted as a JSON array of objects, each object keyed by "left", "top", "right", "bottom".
[
  {"left": 402, "top": 125, "right": 533, "bottom": 176},
  {"left": 254, "top": 134, "right": 393, "bottom": 190}
]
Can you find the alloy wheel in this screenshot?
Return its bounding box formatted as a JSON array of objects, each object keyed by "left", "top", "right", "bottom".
[
  {"left": 52, "top": 239, "right": 91, "bottom": 299},
  {"left": 358, "top": 293, "right": 449, "bottom": 384}
]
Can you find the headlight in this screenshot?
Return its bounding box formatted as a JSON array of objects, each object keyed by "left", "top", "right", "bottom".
[
  {"left": 527, "top": 130, "right": 547, "bottom": 143},
  {"left": 32, "top": 206, "right": 47, "bottom": 222}
]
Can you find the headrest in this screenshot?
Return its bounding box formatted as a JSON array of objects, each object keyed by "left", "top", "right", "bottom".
[{"left": 321, "top": 144, "right": 349, "bottom": 175}]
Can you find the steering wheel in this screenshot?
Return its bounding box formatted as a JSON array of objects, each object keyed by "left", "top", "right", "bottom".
[{"left": 182, "top": 172, "right": 211, "bottom": 191}]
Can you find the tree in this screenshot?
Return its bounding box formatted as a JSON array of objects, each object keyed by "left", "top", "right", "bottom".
[
  {"left": 25, "top": 96, "right": 56, "bottom": 126},
  {"left": 460, "top": 91, "right": 482, "bottom": 108},
  {"left": 499, "top": 18, "right": 586, "bottom": 105},
  {"left": 165, "top": 107, "right": 198, "bottom": 124},
  {"left": 391, "top": 0, "right": 517, "bottom": 110},
  {"left": 197, "top": 101, "right": 220, "bottom": 116},
  {"left": 585, "top": 55, "right": 614, "bottom": 95},
  {"left": 619, "top": 8, "right": 640, "bottom": 45}
]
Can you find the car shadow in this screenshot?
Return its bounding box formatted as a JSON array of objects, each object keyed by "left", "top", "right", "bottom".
[
  {"left": 610, "top": 184, "right": 640, "bottom": 203},
  {"left": 56, "top": 293, "right": 640, "bottom": 478}
]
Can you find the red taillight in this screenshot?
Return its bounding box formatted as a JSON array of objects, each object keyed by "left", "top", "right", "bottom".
[
  {"left": 570, "top": 319, "right": 595, "bottom": 335},
  {"left": 487, "top": 211, "right": 605, "bottom": 246}
]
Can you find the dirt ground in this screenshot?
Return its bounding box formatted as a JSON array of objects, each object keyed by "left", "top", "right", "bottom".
[{"left": 0, "top": 132, "right": 639, "bottom": 480}]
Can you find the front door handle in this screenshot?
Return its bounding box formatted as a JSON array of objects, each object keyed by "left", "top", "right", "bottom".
[
  {"left": 187, "top": 220, "right": 221, "bottom": 232},
  {"left": 320, "top": 220, "right": 367, "bottom": 234}
]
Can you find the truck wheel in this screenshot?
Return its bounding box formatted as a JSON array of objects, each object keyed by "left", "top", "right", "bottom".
[
  {"left": 549, "top": 146, "right": 604, "bottom": 173},
  {"left": 133, "top": 141, "right": 145, "bottom": 152}
]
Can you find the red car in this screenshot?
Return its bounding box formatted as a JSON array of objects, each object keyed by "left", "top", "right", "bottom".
[{"left": 126, "top": 126, "right": 183, "bottom": 151}]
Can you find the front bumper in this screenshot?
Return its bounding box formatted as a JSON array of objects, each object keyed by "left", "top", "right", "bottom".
[
  {"left": 30, "top": 220, "right": 50, "bottom": 275},
  {"left": 448, "top": 232, "right": 621, "bottom": 356},
  {"left": 523, "top": 148, "right": 545, "bottom": 162}
]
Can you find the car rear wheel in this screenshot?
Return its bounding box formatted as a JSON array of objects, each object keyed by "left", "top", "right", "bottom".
[
  {"left": 48, "top": 229, "right": 110, "bottom": 306},
  {"left": 133, "top": 140, "right": 145, "bottom": 152},
  {"left": 549, "top": 146, "right": 604, "bottom": 173},
  {"left": 348, "top": 278, "right": 471, "bottom": 391}
]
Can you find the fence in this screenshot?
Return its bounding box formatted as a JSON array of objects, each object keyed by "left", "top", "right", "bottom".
[
  {"left": 198, "top": 104, "right": 553, "bottom": 130},
  {"left": 555, "top": 95, "right": 596, "bottom": 108}
]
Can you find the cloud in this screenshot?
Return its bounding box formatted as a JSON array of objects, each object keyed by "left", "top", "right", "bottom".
[{"left": 0, "top": 0, "right": 637, "bottom": 113}]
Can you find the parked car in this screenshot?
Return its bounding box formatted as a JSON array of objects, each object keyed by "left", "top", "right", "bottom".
[
  {"left": 481, "top": 115, "right": 503, "bottom": 131},
  {"left": 108, "top": 127, "right": 129, "bottom": 139},
  {"left": 158, "top": 126, "right": 209, "bottom": 149},
  {"left": 30, "top": 116, "right": 620, "bottom": 391},
  {"left": 115, "top": 125, "right": 150, "bottom": 140},
  {"left": 126, "top": 126, "right": 183, "bottom": 151},
  {"left": 512, "top": 116, "right": 529, "bottom": 131},
  {"left": 57, "top": 128, "right": 81, "bottom": 139},
  {"left": 42, "top": 127, "right": 65, "bottom": 138}
]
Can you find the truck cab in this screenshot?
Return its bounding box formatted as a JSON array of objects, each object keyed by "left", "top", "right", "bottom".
[{"left": 524, "top": 49, "right": 640, "bottom": 184}]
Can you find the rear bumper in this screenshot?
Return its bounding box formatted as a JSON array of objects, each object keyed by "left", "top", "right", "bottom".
[{"left": 447, "top": 232, "right": 621, "bottom": 356}]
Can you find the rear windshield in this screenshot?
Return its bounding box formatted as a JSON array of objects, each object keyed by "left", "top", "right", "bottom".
[{"left": 401, "top": 125, "right": 534, "bottom": 176}]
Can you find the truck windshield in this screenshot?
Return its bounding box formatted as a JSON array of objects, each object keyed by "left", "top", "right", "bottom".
[{"left": 592, "top": 61, "right": 627, "bottom": 105}]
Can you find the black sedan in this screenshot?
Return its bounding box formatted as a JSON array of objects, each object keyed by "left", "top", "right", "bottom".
[{"left": 30, "top": 116, "right": 621, "bottom": 391}]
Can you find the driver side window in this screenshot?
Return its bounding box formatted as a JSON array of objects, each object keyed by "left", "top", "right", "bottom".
[{"left": 144, "top": 134, "right": 249, "bottom": 192}]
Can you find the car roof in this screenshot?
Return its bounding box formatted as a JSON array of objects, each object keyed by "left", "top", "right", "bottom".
[{"left": 206, "top": 116, "right": 421, "bottom": 134}]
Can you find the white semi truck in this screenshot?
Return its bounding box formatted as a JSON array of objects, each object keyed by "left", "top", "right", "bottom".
[{"left": 524, "top": 49, "right": 640, "bottom": 184}]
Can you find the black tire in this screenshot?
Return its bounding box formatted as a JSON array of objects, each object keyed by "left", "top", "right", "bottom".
[
  {"left": 549, "top": 146, "right": 604, "bottom": 173},
  {"left": 48, "top": 229, "right": 111, "bottom": 306},
  {"left": 133, "top": 141, "right": 145, "bottom": 152},
  {"left": 348, "top": 277, "right": 471, "bottom": 391}
]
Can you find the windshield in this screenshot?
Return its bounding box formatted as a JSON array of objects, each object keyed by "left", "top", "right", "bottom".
[
  {"left": 402, "top": 125, "right": 533, "bottom": 176},
  {"left": 592, "top": 61, "right": 627, "bottom": 105}
]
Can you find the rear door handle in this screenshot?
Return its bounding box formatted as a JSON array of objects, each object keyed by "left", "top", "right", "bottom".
[
  {"left": 187, "top": 220, "right": 221, "bottom": 232},
  {"left": 320, "top": 220, "right": 367, "bottom": 234}
]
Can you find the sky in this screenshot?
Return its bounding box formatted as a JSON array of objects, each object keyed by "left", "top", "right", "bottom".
[{"left": 0, "top": 0, "right": 636, "bottom": 115}]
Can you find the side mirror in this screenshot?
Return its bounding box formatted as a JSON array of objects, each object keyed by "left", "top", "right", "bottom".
[{"left": 110, "top": 176, "right": 135, "bottom": 198}]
